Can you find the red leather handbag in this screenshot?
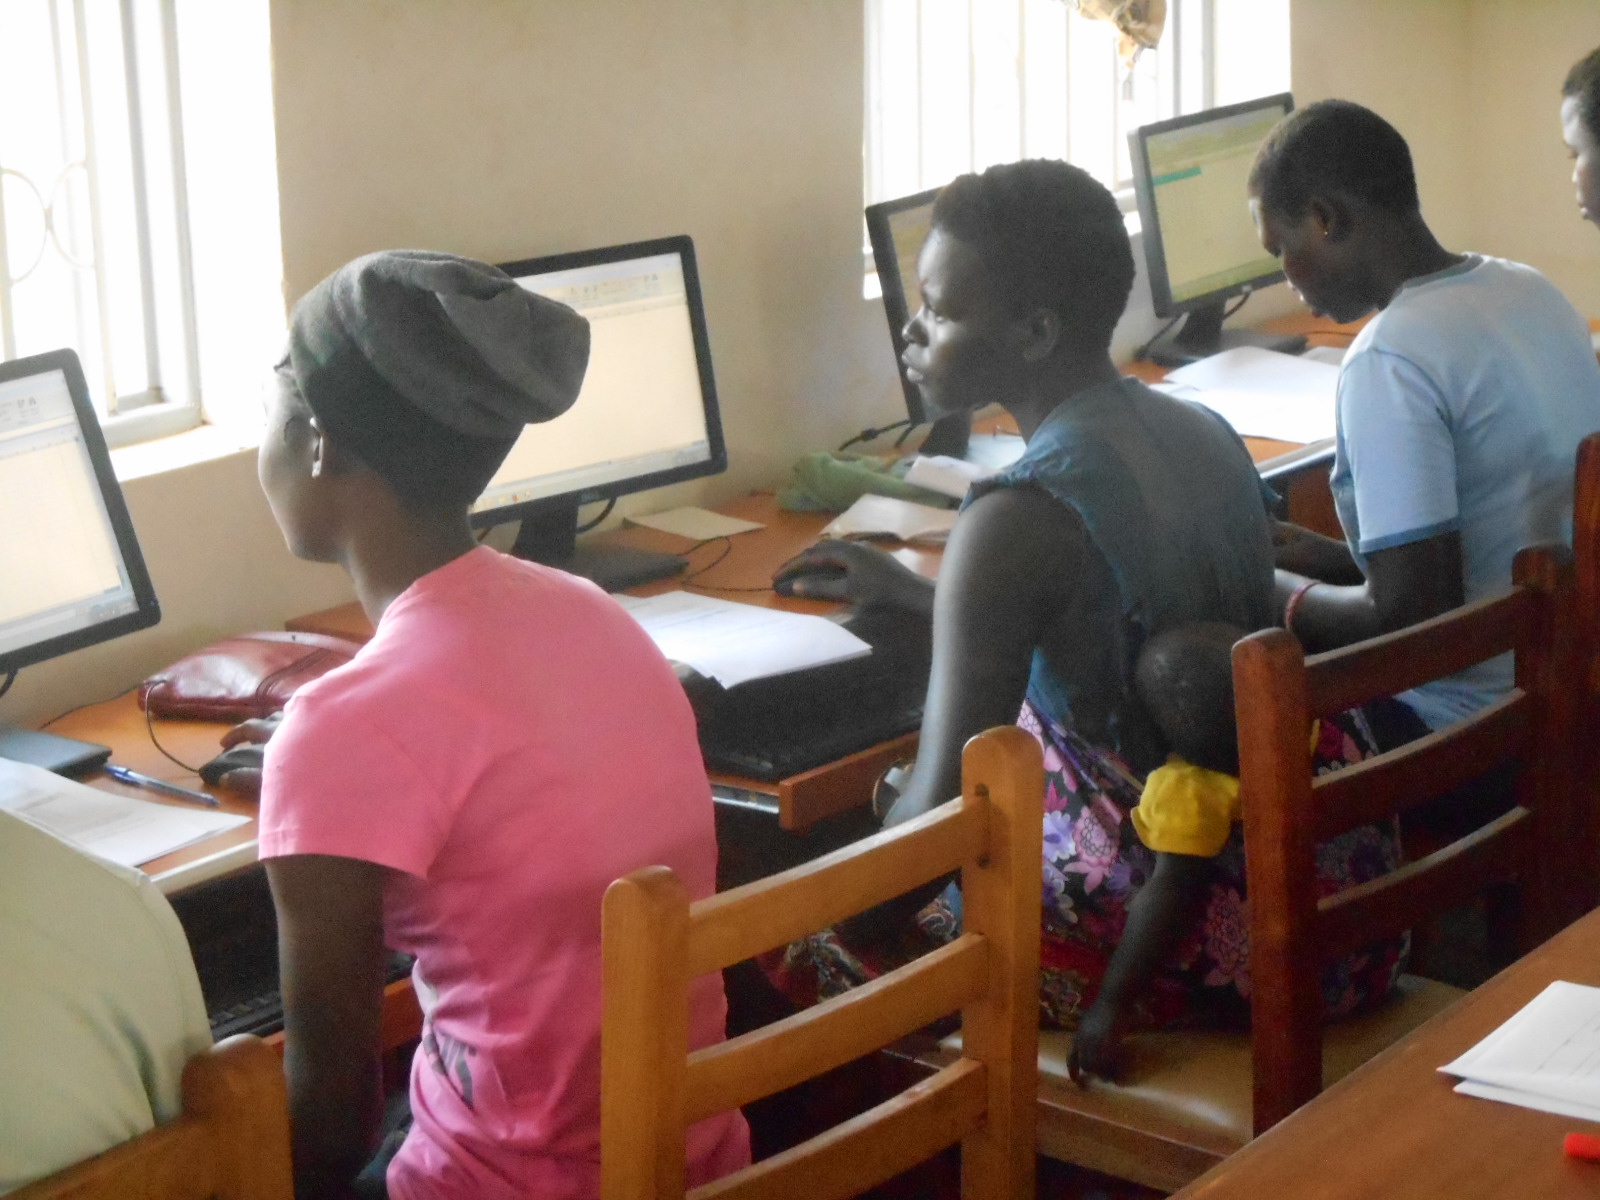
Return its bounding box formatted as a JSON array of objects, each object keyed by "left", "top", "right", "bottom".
[{"left": 139, "top": 631, "right": 364, "bottom": 721}]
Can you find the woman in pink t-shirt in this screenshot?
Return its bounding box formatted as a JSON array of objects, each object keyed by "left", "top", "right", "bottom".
[{"left": 239, "top": 251, "right": 748, "bottom": 1200}]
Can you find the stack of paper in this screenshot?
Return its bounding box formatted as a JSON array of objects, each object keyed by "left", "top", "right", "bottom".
[
  {"left": 1439, "top": 980, "right": 1600, "bottom": 1121},
  {"left": 0, "top": 757, "right": 248, "bottom": 869},
  {"left": 615, "top": 591, "right": 871, "bottom": 688},
  {"left": 1156, "top": 346, "right": 1340, "bottom": 444},
  {"left": 903, "top": 455, "right": 1000, "bottom": 500},
  {"left": 821, "top": 494, "right": 958, "bottom": 545}
]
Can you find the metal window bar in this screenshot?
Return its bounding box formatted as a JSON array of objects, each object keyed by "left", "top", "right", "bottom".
[{"left": 0, "top": 0, "right": 199, "bottom": 427}]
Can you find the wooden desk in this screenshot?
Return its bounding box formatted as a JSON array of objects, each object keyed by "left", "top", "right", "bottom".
[
  {"left": 45, "top": 694, "right": 423, "bottom": 1054},
  {"left": 288, "top": 405, "right": 1341, "bottom": 831},
  {"left": 1173, "top": 908, "right": 1600, "bottom": 1199}
]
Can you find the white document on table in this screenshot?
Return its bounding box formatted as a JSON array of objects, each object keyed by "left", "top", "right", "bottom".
[
  {"left": 615, "top": 590, "right": 871, "bottom": 689},
  {"left": 1156, "top": 346, "right": 1340, "bottom": 444},
  {"left": 1439, "top": 980, "right": 1600, "bottom": 1120},
  {"left": 822, "top": 494, "right": 958, "bottom": 545},
  {"left": 0, "top": 757, "right": 248, "bottom": 869},
  {"left": 903, "top": 455, "right": 1000, "bottom": 501},
  {"left": 626, "top": 506, "right": 765, "bottom": 540}
]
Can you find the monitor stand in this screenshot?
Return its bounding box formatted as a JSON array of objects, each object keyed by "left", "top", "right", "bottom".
[
  {"left": 917, "top": 413, "right": 971, "bottom": 459},
  {"left": 509, "top": 501, "right": 687, "bottom": 593},
  {"left": 1144, "top": 299, "right": 1308, "bottom": 368}
]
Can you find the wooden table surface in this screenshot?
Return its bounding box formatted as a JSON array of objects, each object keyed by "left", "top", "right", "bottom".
[{"left": 1174, "top": 907, "right": 1600, "bottom": 1199}]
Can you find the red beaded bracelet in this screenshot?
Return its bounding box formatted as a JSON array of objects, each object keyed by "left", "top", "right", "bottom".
[{"left": 1283, "top": 580, "right": 1318, "bottom": 636}]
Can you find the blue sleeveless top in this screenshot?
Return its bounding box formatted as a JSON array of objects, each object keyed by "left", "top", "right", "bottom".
[{"left": 968, "top": 377, "right": 1273, "bottom": 771}]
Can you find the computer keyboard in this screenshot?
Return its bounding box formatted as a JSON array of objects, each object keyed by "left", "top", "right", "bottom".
[
  {"left": 694, "top": 606, "right": 930, "bottom": 781},
  {"left": 168, "top": 866, "right": 415, "bottom": 1042},
  {"left": 208, "top": 951, "right": 416, "bottom": 1041}
]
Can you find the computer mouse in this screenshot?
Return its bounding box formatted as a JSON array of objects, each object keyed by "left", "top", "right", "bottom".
[
  {"left": 772, "top": 562, "right": 849, "bottom": 597},
  {"left": 198, "top": 742, "right": 266, "bottom": 787}
]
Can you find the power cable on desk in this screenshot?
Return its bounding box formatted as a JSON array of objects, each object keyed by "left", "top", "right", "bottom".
[
  {"left": 678, "top": 536, "right": 778, "bottom": 594},
  {"left": 575, "top": 498, "right": 616, "bottom": 534},
  {"left": 838, "top": 419, "right": 912, "bottom": 453},
  {"left": 0, "top": 670, "right": 13, "bottom": 702}
]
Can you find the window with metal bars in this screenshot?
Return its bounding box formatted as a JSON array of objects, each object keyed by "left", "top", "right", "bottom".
[
  {"left": 865, "top": 0, "right": 1290, "bottom": 209},
  {"left": 0, "top": 0, "right": 282, "bottom": 449}
]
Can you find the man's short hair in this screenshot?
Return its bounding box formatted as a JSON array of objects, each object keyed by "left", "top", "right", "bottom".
[
  {"left": 1565, "top": 47, "right": 1600, "bottom": 144},
  {"left": 1249, "top": 99, "right": 1420, "bottom": 219},
  {"left": 931, "top": 159, "right": 1134, "bottom": 354}
]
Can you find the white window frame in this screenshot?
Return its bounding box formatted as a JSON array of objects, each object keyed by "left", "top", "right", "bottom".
[
  {"left": 864, "top": 0, "right": 1290, "bottom": 218},
  {"left": 2, "top": 0, "right": 203, "bottom": 447}
]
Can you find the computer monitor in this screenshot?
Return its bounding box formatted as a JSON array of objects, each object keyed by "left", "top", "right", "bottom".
[
  {"left": 0, "top": 348, "right": 160, "bottom": 770},
  {"left": 479, "top": 235, "right": 727, "bottom": 591},
  {"left": 1129, "top": 92, "right": 1307, "bottom": 366},
  {"left": 865, "top": 187, "right": 971, "bottom": 459}
]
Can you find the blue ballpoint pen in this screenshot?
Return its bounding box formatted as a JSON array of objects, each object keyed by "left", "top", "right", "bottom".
[{"left": 103, "top": 764, "right": 220, "bottom": 808}]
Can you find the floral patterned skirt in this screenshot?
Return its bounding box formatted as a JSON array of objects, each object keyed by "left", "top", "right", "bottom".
[{"left": 762, "top": 700, "right": 1409, "bottom": 1032}]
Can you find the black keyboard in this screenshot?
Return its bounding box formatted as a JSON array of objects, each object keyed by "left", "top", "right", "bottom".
[
  {"left": 167, "top": 867, "right": 415, "bottom": 1041},
  {"left": 694, "top": 607, "right": 930, "bottom": 781},
  {"left": 208, "top": 951, "right": 416, "bottom": 1041}
]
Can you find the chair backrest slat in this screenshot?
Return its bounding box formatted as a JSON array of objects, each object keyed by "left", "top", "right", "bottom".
[
  {"left": 1316, "top": 808, "right": 1532, "bottom": 960},
  {"left": 685, "top": 934, "right": 988, "bottom": 1123},
  {"left": 1311, "top": 693, "right": 1531, "bottom": 840},
  {"left": 1304, "top": 586, "right": 1533, "bottom": 717},
  {"left": 684, "top": 799, "right": 986, "bottom": 977},
  {"left": 602, "top": 725, "right": 1041, "bottom": 1200},
  {"left": 691, "top": 1061, "right": 988, "bottom": 1200},
  {"left": 10, "top": 1037, "right": 291, "bottom": 1200}
]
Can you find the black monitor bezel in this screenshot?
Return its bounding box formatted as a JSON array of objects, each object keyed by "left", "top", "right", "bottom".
[
  {"left": 865, "top": 186, "right": 942, "bottom": 427},
  {"left": 1129, "top": 92, "right": 1294, "bottom": 319},
  {"left": 0, "top": 348, "right": 160, "bottom": 677},
  {"left": 474, "top": 234, "right": 728, "bottom": 534}
]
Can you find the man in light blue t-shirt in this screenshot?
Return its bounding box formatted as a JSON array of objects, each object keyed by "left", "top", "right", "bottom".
[{"left": 1247, "top": 99, "right": 1600, "bottom": 733}]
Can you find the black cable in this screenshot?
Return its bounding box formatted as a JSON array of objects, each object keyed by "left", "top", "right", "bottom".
[
  {"left": 144, "top": 701, "right": 208, "bottom": 774},
  {"left": 574, "top": 497, "right": 616, "bottom": 535},
  {"left": 1221, "top": 292, "right": 1251, "bottom": 320},
  {"left": 678, "top": 537, "right": 733, "bottom": 584},
  {"left": 1134, "top": 313, "right": 1183, "bottom": 362},
  {"left": 838, "top": 418, "right": 913, "bottom": 453},
  {"left": 0, "top": 671, "right": 13, "bottom": 702},
  {"left": 892, "top": 421, "right": 922, "bottom": 448}
]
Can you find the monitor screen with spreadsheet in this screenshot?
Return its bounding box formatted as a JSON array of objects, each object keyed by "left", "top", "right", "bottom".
[
  {"left": 1130, "top": 93, "right": 1299, "bottom": 364},
  {"left": 473, "top": 236, "right": 726, "bottom": 590},
  {"left": 0, "top": 349, "right": 159, "bottom": 676}
]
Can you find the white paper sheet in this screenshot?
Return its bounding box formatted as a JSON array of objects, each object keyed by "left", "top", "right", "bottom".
[
  {"left": 822, "top": 494, "right": 958, "bottom": 545},
  {"left": 0, "top": 757, "right": 248, "bottom": 869},
  {"left": 903, "top": 455, "right": 1000, "bottom": 500},
  {"left": 614, "top": 591, "right": 871, "bottom": 688},
  {"left": 1440, "top": 980, "right": 1600, "bottom": 1117},
  {"left": 626, "top": 506, "right": 765, "bottom": 540},
  {"left": 1156, "top": 346, "right": 1340, "bottom": 444}
]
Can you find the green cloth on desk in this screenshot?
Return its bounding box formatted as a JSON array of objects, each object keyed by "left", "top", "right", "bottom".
[{"left": 777, "top": 450, "right": 956, "bottom": 512}]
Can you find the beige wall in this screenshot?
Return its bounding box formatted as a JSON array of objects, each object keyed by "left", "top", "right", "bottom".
[
  {"left": 1464, "top": 0, "right": 1600, "bottom": 315},
  {"left": 1291, "top": 0, "right": 1600, "bottom": 315},
  {"left": 14, "top": 1, "right": 1600, "bottom": 727},
  {"left": 271, "top": 0, "right": 898, "bottom": 496}
]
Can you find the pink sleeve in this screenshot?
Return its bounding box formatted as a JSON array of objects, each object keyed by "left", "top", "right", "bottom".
[{"left": 257, "top": 690, "right": 452, "bottom": 878}]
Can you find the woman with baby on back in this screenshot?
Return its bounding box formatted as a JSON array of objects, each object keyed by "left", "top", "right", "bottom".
[{"left": 772, "top": 158, "right": 1405, "bottom": 1076}]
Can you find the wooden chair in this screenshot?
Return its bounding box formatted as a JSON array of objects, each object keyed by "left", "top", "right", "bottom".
[
  {"left": 11, "top": 1035, "right": 293, "bottom": 1200},
  {"left": 917, "top": 544, "right": 1576, "bottom": 1193},
  {"left": 600, "top": 725, "right": 1043, "bottom": 1200},
  {"left": 1569, "top": 430, "right": 1600, "bottom": 918}
]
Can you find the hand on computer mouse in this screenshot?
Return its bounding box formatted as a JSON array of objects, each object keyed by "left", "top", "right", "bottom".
[
  {"left": 203, "top": 712, "right": 283, "bottom": 799},
  {"left": 772, "top": 539, "right": 932, "bottom": 611}
]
